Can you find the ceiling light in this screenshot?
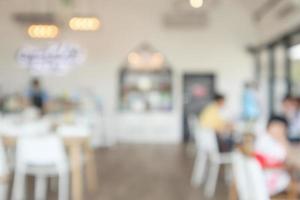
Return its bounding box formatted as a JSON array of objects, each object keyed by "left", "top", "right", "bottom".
[
  {"left": 69, "top": 17, "right": 101, "bottom": 31},
  {"left": 128, "top": 51, "right": 165, "bottom": 70},
  {"left": 27, "top": 24, "right": 59, "bottom": 39},
  {"left": 190, "top": 0, "right": 204, "bottom": 8}
]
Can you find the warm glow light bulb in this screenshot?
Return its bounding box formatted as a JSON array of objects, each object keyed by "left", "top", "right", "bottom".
[
  {"left": 190, "top": 0, "right": 203, "bottom": 8},
  {"left": 27, "top": 25, "right": 59, "bottom": 39},
  {"left": 69, "top": 17, "right": 101, "bottom": 31}
]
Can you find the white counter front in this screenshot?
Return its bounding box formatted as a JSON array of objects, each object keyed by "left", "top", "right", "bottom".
[{"left": 116, "top": 112, "right": 181, "bottom": 143}]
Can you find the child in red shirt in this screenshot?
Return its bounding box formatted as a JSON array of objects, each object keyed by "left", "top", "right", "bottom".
[{"left": 254, "top": 116, "right": 290, "bottom": 196}]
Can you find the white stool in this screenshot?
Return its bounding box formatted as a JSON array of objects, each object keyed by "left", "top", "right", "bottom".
[{"left": 12, "top": 135, "right": 69, "bottom": 200}]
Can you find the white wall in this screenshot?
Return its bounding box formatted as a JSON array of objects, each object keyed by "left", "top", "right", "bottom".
[{"left": 0, "top": 0, "right": 259, "bottom": 143}]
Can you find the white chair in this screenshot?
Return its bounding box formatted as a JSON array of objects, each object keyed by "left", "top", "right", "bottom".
[
  {"left": 0, "top": 119, "right": 52, "bottom": 171},
  {"left": 191, "top": 123, "right": 208, "bottom": 187},
  {"left": 204, "top": 128, "right": 233, "bottom": 198},
  {"left": 20, "top": 120, "right": 51, "bottom": 136},
  {"left": 191, "top": 126, "right": 233, "bottom": 198},
  {"left": 232, "top": 151, "right": 270, "bottom": 200},
  {"left": 0, "top": 117, "right": 50, "bottom": 137},
  {"left": 0, "top": 118, "right": 22, "bottom": 171},
  {"left": 0, "top": 139, "right": 9, "bottom": 200},
  {"left": 12, "top": 135, "right": 69, "bottom": 200}
]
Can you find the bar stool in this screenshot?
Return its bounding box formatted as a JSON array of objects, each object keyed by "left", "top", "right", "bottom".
[{"left": 12, "top": 135, "right": 69, "bottom": 200}]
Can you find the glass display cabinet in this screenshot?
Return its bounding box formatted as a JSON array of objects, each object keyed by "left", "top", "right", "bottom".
[{"left": 119, "top": 43, "right": 173, "bottom": 112}]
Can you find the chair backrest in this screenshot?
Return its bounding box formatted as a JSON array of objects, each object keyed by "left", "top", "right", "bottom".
[
  {"left": 0, "top": 117, "right": 51, "bottom": 137},
  {"left": 17, "top": 135, "right": 67, "bottom": 168},
  {"left": 194, "top": 125, "right": 219, "bottom": 155},
  {"left": 232, "top": 151, "right": 270, "bottom": 200},
  {"left": 20, "top": 120, "right": 51, "bottom": 136}
]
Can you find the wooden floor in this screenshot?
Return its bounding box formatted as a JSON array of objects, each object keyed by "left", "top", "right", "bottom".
[{"left": 12, "top": 144, "right": 228, "bottom": 200}]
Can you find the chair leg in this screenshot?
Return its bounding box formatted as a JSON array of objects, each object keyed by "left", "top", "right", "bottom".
[
  {"left": 58, "top": 171, "right": 69, "bottom": 200},
  {"left": 0, "top": 183, "right": 8, "bottom": 200},
  {"left": 205, "top": 162, "right": 220, "bottom": 198},
  {"left": 49, "top": 177, "right": 57, "bottom": 192},
  {"left": 224, "top": 164, "right": 232, "bottom": 185},
  {"left": 12, "top": 171, "right": 26, "bottom": 200},
  {"left": 34, "top": 175, "right": 47, "bottom": 200},
  {"left": 191, "top": 151, "right": 207, "bottom": 187}
]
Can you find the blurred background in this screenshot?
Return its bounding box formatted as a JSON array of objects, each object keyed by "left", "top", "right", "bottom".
[{"left": 0, "top": 0, "right": 300, "bottom": 199}]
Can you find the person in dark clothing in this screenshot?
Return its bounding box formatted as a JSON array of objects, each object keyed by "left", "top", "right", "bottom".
[{"left": 27, "top": 78, "right": 48, "bottom": 113}]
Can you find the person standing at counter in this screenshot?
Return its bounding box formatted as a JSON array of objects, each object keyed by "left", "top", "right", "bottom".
[
  {"left": 199, "top": 93, "right": 234, "bottom": 152},
  {"left": 26, "top": 78, "right": 49, "bottom": 114}
]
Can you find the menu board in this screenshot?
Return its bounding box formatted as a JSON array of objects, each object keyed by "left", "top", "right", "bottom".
[{"left": 16, "top": 42, "right": 85, "bottom": 76}]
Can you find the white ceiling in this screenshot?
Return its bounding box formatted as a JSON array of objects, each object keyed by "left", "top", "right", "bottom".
[
  {"left": 238, "top": 0, "right": 267, "bottom": 12},
  {"left": 0, "top": 0, "right": 293, "bottom": 21},
  {"left": 1, "top": 0, "right": 300, "bottom": 43},
  {"left": 0, "top": 0, "right": 281, "bottom": 14}
]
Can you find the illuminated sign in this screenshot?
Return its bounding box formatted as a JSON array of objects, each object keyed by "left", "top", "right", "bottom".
[{"left": 16, "top": 42, "right": 86, "bottom": 75}]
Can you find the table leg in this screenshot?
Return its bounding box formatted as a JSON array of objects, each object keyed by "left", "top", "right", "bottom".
[
  {"left": 70, "top": 144, "right": 83, "bottom": 200},
  {"left": 85, "top": 142, "right": 99, "bottom": 193},
  {"left": 229, "top": 181, "right": 238, "bottom": 200}
]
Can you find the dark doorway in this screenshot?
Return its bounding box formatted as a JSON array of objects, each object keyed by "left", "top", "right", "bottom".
[{"left": 182, "top": 74, "right": 216, "bottom": 142}]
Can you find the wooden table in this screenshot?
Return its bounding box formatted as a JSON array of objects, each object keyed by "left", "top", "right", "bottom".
[
  {"left": 2, "top": 135, "right": 99, "bottom": 200},
  {"left": 64, "top": 137, "right": 99, "bottom": 200}
]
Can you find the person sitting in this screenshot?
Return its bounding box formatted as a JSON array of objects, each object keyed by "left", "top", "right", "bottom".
[
  {"left": 199, "top": 93, "right": 233, "bottom": 152},
  {"left": 254, "top": 116, "right": 291, "bottom": 196},
  {"left": 242, "top": 81, "right": 261, "bottom": 122},
  {"left": 281, "top": 95, "right": 300, "bottom": 141}
]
